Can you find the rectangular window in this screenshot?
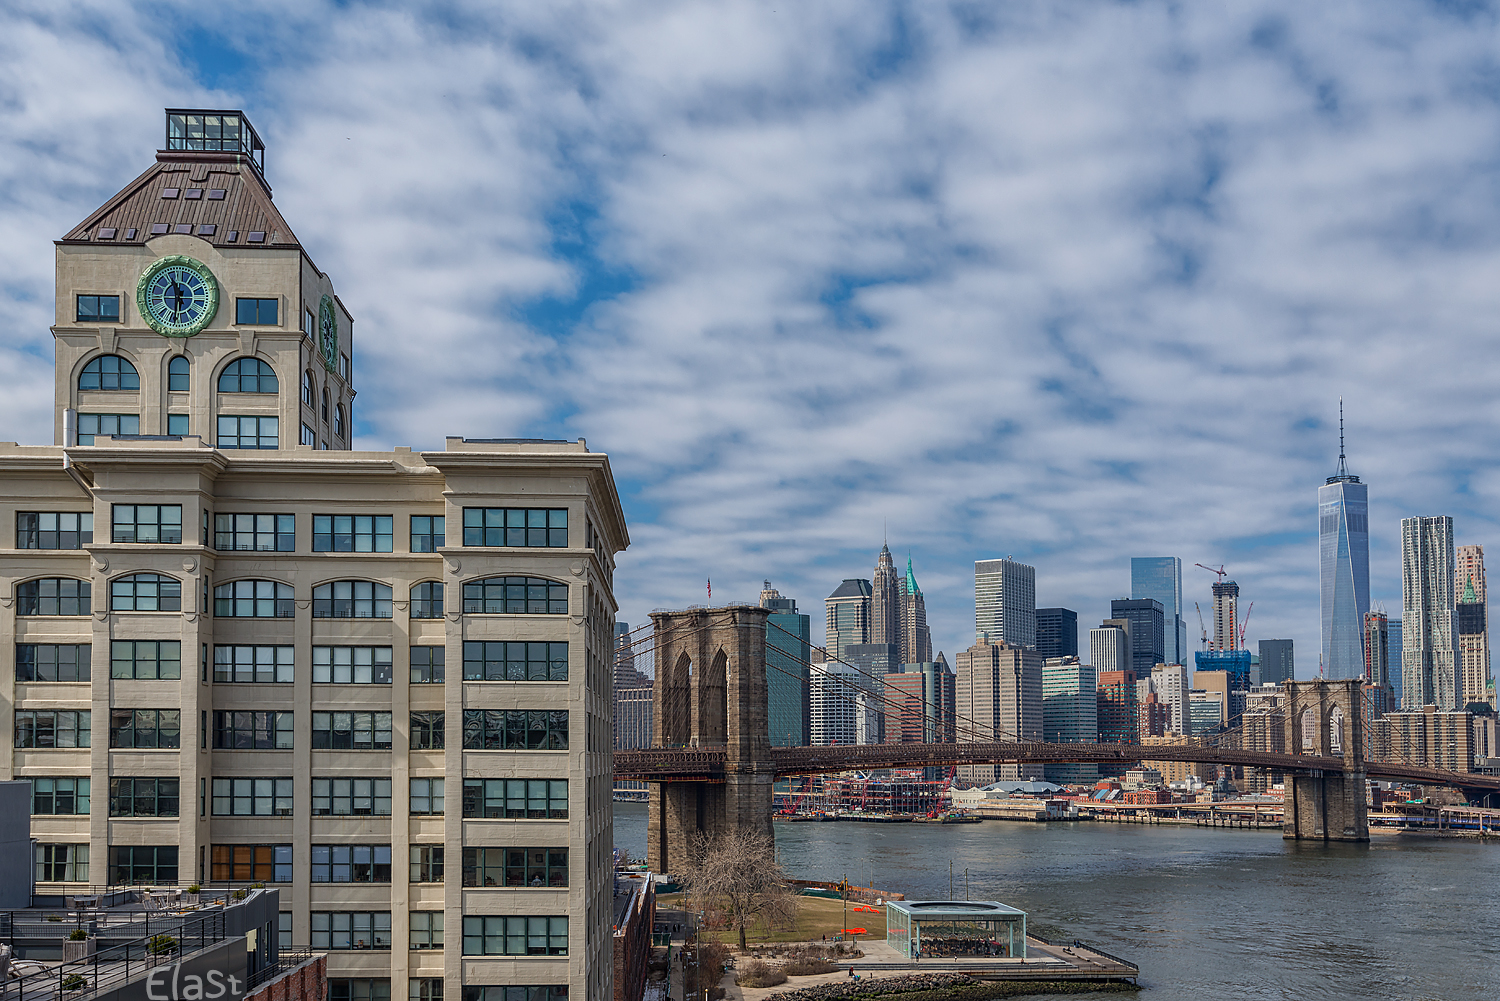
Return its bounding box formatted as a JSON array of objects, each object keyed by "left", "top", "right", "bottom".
[
  {"left": 461, "top": 508, "right": 568, "bottom": 548},
  {"left": 112, "top": 504, "right": 182, "bottom": 544},
  {"left": 17, "top": 512, "right": 94, "bottom": 549},
  {"left": 461, "top": 779, "right": 567, "bottom": 819},
  {"left": 109, "top": 777, "right": 179, "bottom": 817},
  {"left": 410, "top": 711, "right": 445, "bottom": 750},
  {"left": 462, "top": 642, "right": 568, "bottom": 682},
  {"left": 211, "top": 777, "right": 293, "bottom": 816},
  {"left": 462, "top": 847, "right": 568, "bottom": 888},
  {"left": 311, "top": 845, "right": 392, "bottom": 883},
  {"left": 462, "top": 710, "right": 568, "bottom": 750},
  {"left": 166, "top": 413, "right": 189, "bottom": 435},
  {"left": 313, "top": 647, "right": 393, "bottom": 684},
  {"left": 16, "top": 644, "right": 91, "bottom": 682},
  {"left": 110, "top": 845, "right": 178, "bottom": 884},
  {"left": 15, "top": 710, "right": 91, "bottom": 748},
  {"left": 330, "top": 982, "right": 390, "bottom": 1001},
  {"left": 410, "top": 981, "right": 443, "bottom": 1001},
  {"left": 410, "top": 646, "right": 445, "bottom": 684},
  {"left": 312, "top": 777, "right": 392, "bottom": 816},
  {"left": 409, "top": 778, "right": 444, "bottom": 816},
  {"left": 218, "top": 416, "right": 278, "bottom": 449},
  {"left": 30, "top": 777, "right": 90, "bottom": 815},
  {"left": 312, "top": 712, "right": 393, "bottom": 750},
  {"left": 410, "top": 844, "right": 444, "bottom": 883},
  {"left": 214, "top": 513, "right": 295, "bottom": 551},
  {"left": 110, "top": 640, "right": 182, "bottom": 680},
  {"left": 279, "top": 913, "right": 293, "bottom": 950},
  {"left": 213, "top": 645, "right": 294, "bottom": 683},
  {"left": 303, "top": 309, "right": 315, "bottom": 338},
  {"left": 410, "top": 516, "right": 445, "bottom": 552},
  {"left": 109, "top": 709, "right": 181, "bottom": 748},
  {"left": 339, "top": 353, "right": 350, "bottom": 381},
  {"left": 77, "top": 413, "right": 139, "bottom": 445},
  {"left": 35, "top": 843, "right": 88, "bottom": 882},
  {"left": 76, "top": 295, "right": 121, "bottom": 323},
  {"left": 409, "top": 912, "right": 443, "bottom": 949},
  {"left": 300, "top": 423, "right": 316, "bottom": 446},
  {"left": 211, "top": 845, "right": 292, "bottom": 883},
  {"left": 461, "top": 916, "right": 567, "bottom": 956},
  {"left": 312, "top": 514, "right": 392, "bottom": 553},
  {"left": 310, "top": 913, "right": 392, "bottom": 950},
  {"left": 461, "top": 991, "right": 566, "bottom": 1001},
  {"left": 213, "top": 711, "right": 293, "bottom": 749},
  {"left": 235, "top": 298, "right": 279, "bottom": 325}
]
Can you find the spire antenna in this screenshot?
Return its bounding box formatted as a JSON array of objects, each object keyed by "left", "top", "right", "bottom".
[{"left": 1328, "top": 398, "right": 1358, "bottom": 484}]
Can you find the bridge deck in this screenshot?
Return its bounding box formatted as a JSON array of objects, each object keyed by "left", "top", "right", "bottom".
[{"left": 613, "top": 741, "right": 1500, "bottom": 791}]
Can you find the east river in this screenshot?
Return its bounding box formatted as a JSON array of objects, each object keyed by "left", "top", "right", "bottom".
[{"left": 614, "top": 802, "right": 1500, "bottom": 1001}]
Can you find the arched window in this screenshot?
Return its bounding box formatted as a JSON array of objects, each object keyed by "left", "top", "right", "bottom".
[
  {"left": 110, "top": 573, "right": 181, "bottom": 612},
  {"left": 214, "top": 580, "right": 295, "bottom": 618},
  {"left": 312, "top": 580, "right": 392, "bottom": 619},
  {"left": 411, "top": 582, "right": 443, "bottom": 619},
  {"left": 79, "top": 355, "right": 139, "bottom": 391},
  {"left": 461, "top": 576, "right": 568, "bottom": 614},
  {"left": 302, "top": 371, "right": 315, "bottom": 407},
  {"left": 218, "top": 358, "right": 279, "bottom": 393},
  {"left": 334, "top": 404, "right": 345, "bottom": 440},
  {"left": 168, "top": 356, "right": 190, "bottom": 392},
  {"left": 321, "top": 387, "right": 330, "bottom": 424},
  {"left": 17, "top": 578, "right": 90, "bottom": 615}
]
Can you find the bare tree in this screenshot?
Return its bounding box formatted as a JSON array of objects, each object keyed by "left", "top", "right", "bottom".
[{"left": 682, "top": 827, "right": 798, "bottom": 950}]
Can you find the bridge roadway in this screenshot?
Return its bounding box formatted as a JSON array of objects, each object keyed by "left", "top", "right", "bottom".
[{"left": 614, "top": 741, "right": 1500, "bottom": 792}]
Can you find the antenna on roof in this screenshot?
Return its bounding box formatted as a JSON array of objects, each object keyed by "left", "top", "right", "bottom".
[{"left": 1336, "top": 397, "right": 1348, "bottom": 478}]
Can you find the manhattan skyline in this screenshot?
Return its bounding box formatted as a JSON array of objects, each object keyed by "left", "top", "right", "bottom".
[{"left": 3, "top": 5, "right": 1500, "bottom": 675}]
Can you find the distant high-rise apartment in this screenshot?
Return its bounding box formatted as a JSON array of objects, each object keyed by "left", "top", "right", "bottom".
[
  {"left": 1258, "top": 638, "right": 1294, "bottom": 686},
  {"left": 1402, "top": 516, "right": 1459, "bottom": 709},
  {"left": 1090, "top": 622, "right": 1130, "bottom": 675},
  {"left": 883, "top": 657, "right": 956, "bottom": 744},
  {"left": 1036, "top": 608, "right": 1078, "bottom": 660},
  {"left": 846, "top": 643, "right": 900, "bottom": 678},
  {"left": 1111, "top": 598, "right": 1165, "bottom": 677},
  {"left": 1363, "top": 611, "right": 1390, "bottom": 689},
  {"left": 1211, "top": 580, "right": 1240, "bottom": 651},
  {"left": 871, "top": 544, "right": 902, "bottom": 660},
  {"left": 1193, "top": 669, "right": 1234, "bottom": 729},
  {"left": 1096, "top": 670, "right": 1138, "bottom": 745},
  {"left": 1132, "top": 557, "right": 1187, "bottom": 666},
  {"left": 825, "top": 578, "right": 872, "bottom": 663},
  {"left": 762, "top": 582, "right": 811, "bottom": 747},
  {"left": 1149, "top": 663, "right": 1189, "bottom": 734},
  {"left": 1320, "top": 410, "right": 1371, "bottom": 680},
  {"left": 1043, "top": 657, "right": 1098, "bottom": 785},
  {"left": 975, "top": 558, "right": 1036, "bottom": 647},
  {"left": 809, "top": 662, "right": 880, "bottom": 746},
  {"left": 954, "top": 640, "right": 1044, "bottom": 783},
  {"left": 614, "top": 620, "right": 656, "bottom": 750},
  {"left": 1456, "top": 545, "right": 1491, "bottom": 705},
  {"left": 1388, "top": 620, "right": 1403, "bottom": 705},
  {"left": 901, "top": 557, "right": 933, "bottom": 665}
]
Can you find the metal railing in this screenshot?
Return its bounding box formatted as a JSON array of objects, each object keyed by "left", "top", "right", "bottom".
[
  {"left": 4, "top": 910, "right": 228, "bottom": 1001},
  {"left": 245, "top": 949, "right": 319, "bottom": 993}
]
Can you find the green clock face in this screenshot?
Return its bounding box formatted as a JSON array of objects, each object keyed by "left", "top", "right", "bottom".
[
  {"left": 319, "top": 295, "right": 338, "bottom": 372},
  {"left": 136, "top": 256, "right": 219, "bottom": 337}
]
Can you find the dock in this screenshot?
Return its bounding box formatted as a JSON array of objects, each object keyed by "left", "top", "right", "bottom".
[{"left": 849, "top": 935, "right": 1139, "bottom": 984}]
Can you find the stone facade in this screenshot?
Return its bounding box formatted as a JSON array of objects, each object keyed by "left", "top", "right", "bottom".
[{"left": 1282, "top": 679, "right": 1369, "bottom": 841}]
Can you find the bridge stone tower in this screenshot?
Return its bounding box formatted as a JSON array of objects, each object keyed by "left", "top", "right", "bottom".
[
  {"left": 647, "top": 605, "right": 775, "bottom": 873},
  {"left": 1282, "top": 678, "right": 1369, "bottom": 841}
]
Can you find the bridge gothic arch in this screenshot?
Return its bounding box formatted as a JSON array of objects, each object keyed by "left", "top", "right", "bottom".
[{"left": 1281, "top": 679, "right": 1368, "bottom": 842}]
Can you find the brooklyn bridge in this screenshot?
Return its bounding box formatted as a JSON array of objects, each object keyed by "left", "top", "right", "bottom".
[{"left": 612, "top": 605, "right": 1500, "bottom": 873}]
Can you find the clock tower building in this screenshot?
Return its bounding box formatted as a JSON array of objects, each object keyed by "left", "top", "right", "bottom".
[{"left": 3, "top": 110, "right": 626, "bottom": 1001}]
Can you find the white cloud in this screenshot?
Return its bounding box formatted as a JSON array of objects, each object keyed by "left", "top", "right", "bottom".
[{"left": 4, "top": 1, "right": 1500, "bottom": 671}]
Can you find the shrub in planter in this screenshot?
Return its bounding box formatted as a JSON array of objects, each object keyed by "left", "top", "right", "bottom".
[
  {"left": 47, "top": 915, "right": 63, "bottom": 922},
  {"left": 232, "top": 889, "right": 247, "bottom": 902},
  {"left": 187, "top": 885, "right": 201, "bottom": 895},
  {"left": 68, "top": 930, "right": 88, "bottom": 941},
  {"left": 148, "top": 935, "right": 177, "bottom": 956},
  {"left": 62, "top": 974, "right": 89, "bottom": 991}
]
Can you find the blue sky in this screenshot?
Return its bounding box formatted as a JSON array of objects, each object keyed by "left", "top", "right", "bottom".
[{"left": 5, "top": 1, "right": 1500, "bottom": 673}]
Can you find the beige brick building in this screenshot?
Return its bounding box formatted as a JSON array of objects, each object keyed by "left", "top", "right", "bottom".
[{"left": 3, "top": 110, "right": 626, "bottom": 1001}]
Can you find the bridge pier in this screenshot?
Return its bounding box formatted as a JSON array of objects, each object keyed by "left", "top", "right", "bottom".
[
  {"left": 645, "top": 606, "right": 775, "bottom": 874},
  {"left": 1281, "top": 680, "right": 1369, "bottom": 842}
]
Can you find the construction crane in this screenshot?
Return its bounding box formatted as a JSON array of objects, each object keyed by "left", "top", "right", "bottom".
[
  {"left": 1237, "top": 601, "right": 1254, "bottom": 651},
  {"left": 1195, "top": 563, "right": 1227, "bottom": 583},
  {"left": 1194, "top": 601, "right": 1208, "bottom": 651}
]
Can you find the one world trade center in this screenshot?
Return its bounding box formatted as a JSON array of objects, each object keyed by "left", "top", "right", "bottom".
[{"left": 1320, "top": 404, "right": 1370, "bottom": 680}]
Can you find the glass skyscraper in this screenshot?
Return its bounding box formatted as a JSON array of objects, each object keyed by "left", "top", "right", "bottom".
[
  {"left": 1131, "top": 557, "right": 1186, "bottom": 665},
  {"left": 1319, "top": 419, "right": 1370, "bottom": 681}
]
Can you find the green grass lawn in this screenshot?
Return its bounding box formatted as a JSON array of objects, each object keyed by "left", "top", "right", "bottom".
[{"left": 659, "top": 891, "right": 888, "bottom": 945}]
